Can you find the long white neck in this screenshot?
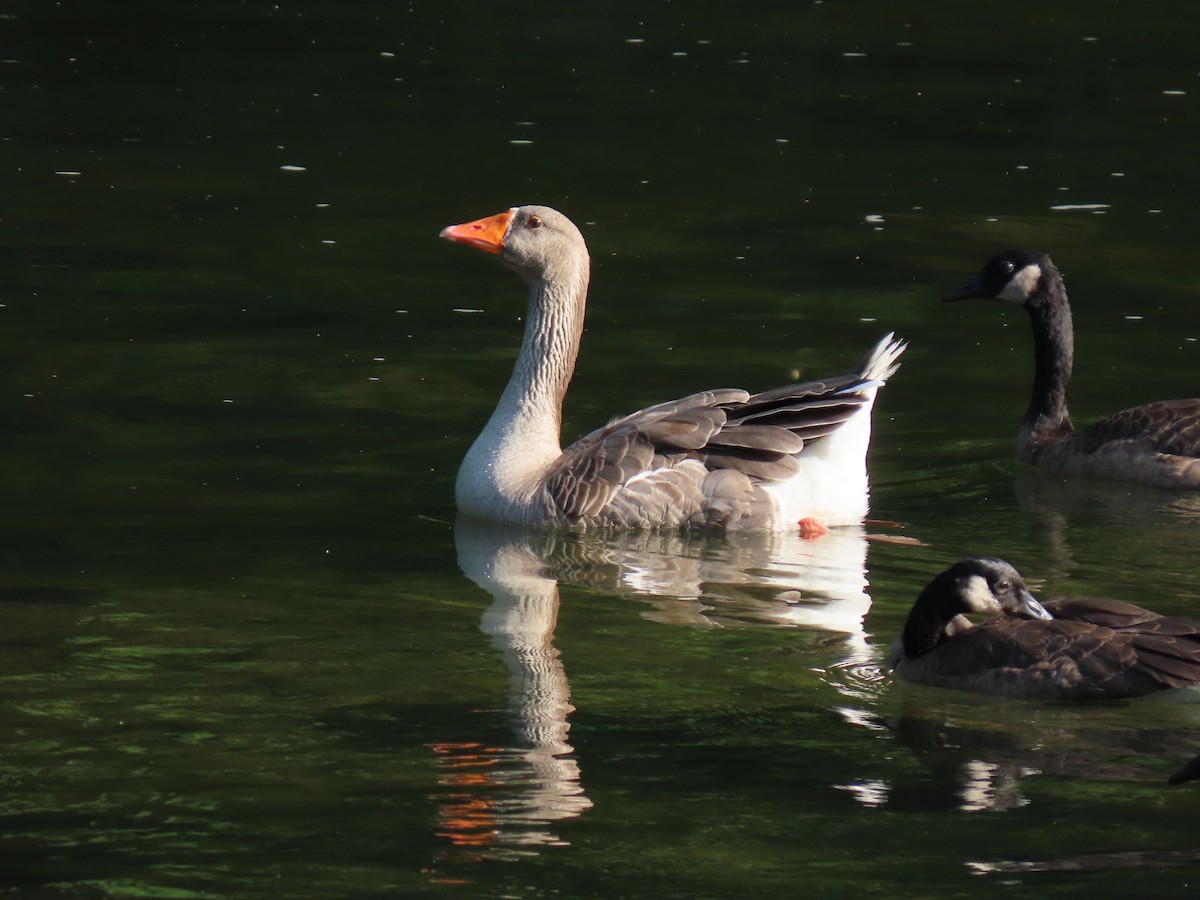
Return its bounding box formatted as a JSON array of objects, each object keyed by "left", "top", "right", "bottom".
[{"left": 456, "top": 259, "right": 590, "bottom": 520}]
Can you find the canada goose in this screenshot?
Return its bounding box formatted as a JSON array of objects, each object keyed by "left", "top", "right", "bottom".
[
  {"left": 944, "top": 250, "right": 1200, "bottom": 487},
  {"left": 890, "top": 556, "right": 1200, "bottom": 700},
  {"left": 440, "top": 205, "right": 905, "bottom": 531}
]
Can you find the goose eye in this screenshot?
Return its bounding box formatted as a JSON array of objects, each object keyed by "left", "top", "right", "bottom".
[
  {"left": 526, "top": 216, "right": 543, "bottom": 229},
  {"left": 999, "top": 260, "right": 1015, "bottom": 275},
  {"left": 995, "top": 579, "right": 1010, "bottom": 592}
]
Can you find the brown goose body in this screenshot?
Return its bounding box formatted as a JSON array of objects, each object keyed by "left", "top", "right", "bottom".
[
  {"left": 891, "top": 557, "right": 1200, "bottom": 700},
  {"left": 442, "top": 205, "right": 905, "bottom": 531},
  {"left": 944, "top": 250, "right": 1200, "bottom": 488}
]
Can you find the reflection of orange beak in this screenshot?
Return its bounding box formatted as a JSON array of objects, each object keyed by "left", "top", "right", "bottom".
[
  {"left": 439, "top": 209, "right": 515, "bottom": 255},
  {"left": 430, "top": 741, "right": 501, "bottom": 853}
]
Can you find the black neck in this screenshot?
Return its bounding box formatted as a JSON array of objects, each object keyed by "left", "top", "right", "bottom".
[
  {"left": 1022, "top": 268, "right": 1075, "bottom": 445},
  {"left": 901, "top": 579, "right": 958, "bottom": 658}
]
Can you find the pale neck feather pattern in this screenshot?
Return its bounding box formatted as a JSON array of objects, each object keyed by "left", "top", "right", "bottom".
[{"left": 457, "top": 257, "right": 590, "bottom": 521}]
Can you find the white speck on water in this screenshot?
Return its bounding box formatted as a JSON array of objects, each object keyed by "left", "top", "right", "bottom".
[
  {"left": 865, "top": 214, "right": 884, "bottom": 223},
  {"left": 843, "top": 51, "right": 867, "bottom": 57},
  {"left": 1124, "top": 315, "right": 1144, "bottom": 321},
  {"left": 55, "top": 170, "right": 82, "bottom": 176},
  {"left": 1050, "top": 203, "right": 1111, "bottom": 211},
  {"left": 321, "top": 239, "right": 335, "bottom": 245},
  {"left": 1015, "top": 164, "right": 1030, "bottom": 170},
  {"left": 1111, "top": 171, "right": 1125, "bottom": 177},
  {"left": 316, "top": 202, "right": 330, "bottom": 208},
  {"left": 625, "top": 37, "right": 645, "bottom": 44},
  {"left": 380, "top": 51, "right": 395, "bottom": 58},
  {"left": 509, "top": 139, "right": 533, "bottom": 145},
  {"left": 833, "top": 779, "right": 890, "bottom": 809},
  {"left": 1163, "top": 89, "right": 1186, "bottom": 96},
  {"left": 373, "top": 357, "right": 385, "bottom": 362},
  {"left": 453, "top": 308, "right": 485, "bottom": 314},
  {"left": 280, "top": 164, "right": 306, "bottom": 172}
]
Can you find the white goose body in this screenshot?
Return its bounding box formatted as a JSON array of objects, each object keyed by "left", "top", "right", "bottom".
[
  {"left": 442, "top": 205, "right": 904, "bottom": 532},
  {"left": 945, "top": 250, "right": 1200, "bottom": 488}
]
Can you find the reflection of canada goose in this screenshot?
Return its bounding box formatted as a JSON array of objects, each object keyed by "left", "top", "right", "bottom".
[
  {"left": 890, "top": 557, "right": 1200, "bottom": 699},
  {"left": 1169, "top": 752, "right": 1200, "bottom": 785},
  {"left": 441, "top": 205, "right": 904, "bottom": 532},
  {"left": 944, "top": 250, "right": 1200, "bottom": 487}
]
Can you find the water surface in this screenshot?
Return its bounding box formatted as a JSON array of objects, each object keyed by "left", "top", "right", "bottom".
[{"left": 4, "top": 1, "right": 1200, "bottom": 897}]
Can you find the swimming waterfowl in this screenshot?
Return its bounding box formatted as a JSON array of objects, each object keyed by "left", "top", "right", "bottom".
[
  {"left": 890, "top": 556, "right": 1200, "bottom": 700},
  {"left": 944, "top": 250, "right": 1200, "bottom": 487},
  {"left": 440, "top": 205, "right": 904, "bottom": 531}
]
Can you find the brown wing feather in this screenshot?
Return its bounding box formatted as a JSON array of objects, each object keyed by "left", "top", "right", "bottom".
[
  {"left": 543, "top": 363, "right": 889, "bottom": 522},
  {"left": 544, "top": 388, "right": 741, "bottom": 517},
  {"left": 1074, "top": 399, "right": 1200, "bottom": 457},
  {"left": 901, "top": 601, "right": 1200, "bottom": 699}
]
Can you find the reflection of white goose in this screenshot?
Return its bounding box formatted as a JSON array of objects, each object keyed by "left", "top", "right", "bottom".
[
  {"left": 578, "top": 526, "right": 873, "bottom": 653},
  {"left": 461, "top": 517, "right": 873, "bottom": 647},
  {"left": 451, "top": 518, "right": 876, "bottom": 852},
  {"left": 455, "top": 520, "right": 593, "bottom": 844}
]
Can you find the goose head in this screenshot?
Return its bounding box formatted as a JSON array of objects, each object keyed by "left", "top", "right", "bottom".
[
  {"left": 899, "top": 557, "right": 1052, "bottom": 660},
  {"left": 928, "top": 556, "right": 1050, "bottom": 619},
  {"left": 943, "top": 249, "right": 1057, "bottom": 307},
  {"left": 440, "top": 205, "right": 588, "bottom": 287}
]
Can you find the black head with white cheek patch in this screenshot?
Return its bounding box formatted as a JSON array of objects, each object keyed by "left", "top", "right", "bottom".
[
  {"left": 947, "top": 556, "right": 1051, "bottom": 620},
  {"left": 944, "top": 249, "right": 1051, "bottom": 306}
]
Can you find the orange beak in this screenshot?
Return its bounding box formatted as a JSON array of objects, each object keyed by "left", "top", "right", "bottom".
[{"left": 439, "top": 209, "right": 515, "bottom": 255}]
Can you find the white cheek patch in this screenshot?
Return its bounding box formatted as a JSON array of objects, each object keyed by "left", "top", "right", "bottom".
[
  {"left": 960, "top": 574, "right": 1002, "bottom": 614},
  {"left": 997, "top": 264, "right": 1042, "bottom": 304}
]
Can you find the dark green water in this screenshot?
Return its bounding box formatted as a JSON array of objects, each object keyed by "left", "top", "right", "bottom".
[{"left": 4, "top": 1, "right": 1200, "bottom": 896}]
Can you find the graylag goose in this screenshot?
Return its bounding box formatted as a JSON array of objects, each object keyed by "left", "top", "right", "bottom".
[
  {"left": 890, "top": 556, "right": 1200, "bottom": 700},
  {"left": 944, "top": 250, "right": 1200, "bottom": 487},
  {"left": 440, "top": 205, "right": 905, "bottom": 532}
]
